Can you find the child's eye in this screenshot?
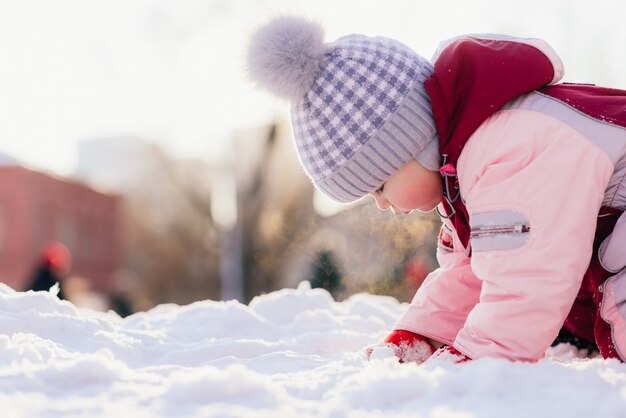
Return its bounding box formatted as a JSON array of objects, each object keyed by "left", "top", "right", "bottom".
[{"left": 377, "top": 183, "right": 385, "bottom": 194}]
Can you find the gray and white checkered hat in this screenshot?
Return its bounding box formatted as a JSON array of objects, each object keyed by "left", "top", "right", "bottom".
[{"left": 247, "top": 17, "right": 439, "bottom": 203}]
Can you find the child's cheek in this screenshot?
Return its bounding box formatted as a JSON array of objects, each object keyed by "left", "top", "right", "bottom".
[
  {"left": 393, "top": 188, "right": 426, "bottom": 210},
  {"left": 394, "top": 179, "right": 442, "bottom": 211}
]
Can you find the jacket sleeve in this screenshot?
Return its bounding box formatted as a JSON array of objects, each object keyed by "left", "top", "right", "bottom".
[
  {"left": 452, "top": 108, "right": 614, "bottom": 361},
  {"left": 393, "top": 217, "right": 482, "bottom": 345}
]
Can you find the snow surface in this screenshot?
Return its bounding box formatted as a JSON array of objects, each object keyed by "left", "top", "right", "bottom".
[{"left": 2, "top": 281, "right": 626, "bottom": 418}]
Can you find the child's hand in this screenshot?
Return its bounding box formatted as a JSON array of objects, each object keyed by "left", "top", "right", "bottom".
[
  {"left": 427, "top": 345, "right": 471, "bottom": 364},
  {"left": 366, "top": 329, "right": 435, "bottom": 364}
]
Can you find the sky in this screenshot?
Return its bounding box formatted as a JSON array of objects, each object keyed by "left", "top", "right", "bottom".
[{"left": 0, "top": 0, "right": 624, "bottom": 176}]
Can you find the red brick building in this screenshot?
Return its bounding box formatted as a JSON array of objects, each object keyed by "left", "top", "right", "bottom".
[{"left": 0, "top": 165, "right": 122, "bottom": 291}]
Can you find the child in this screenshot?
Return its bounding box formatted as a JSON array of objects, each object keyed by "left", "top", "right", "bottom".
[{"left": 246, "top": 16, "right": 626, "bottom": 363}]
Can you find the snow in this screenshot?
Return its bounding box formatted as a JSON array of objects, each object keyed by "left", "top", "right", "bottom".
[{"left": 2, "top": 281, "right": 626, "bottom": 417}]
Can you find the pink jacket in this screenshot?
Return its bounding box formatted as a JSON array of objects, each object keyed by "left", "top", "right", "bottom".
[{"left": 394, "top": 35, "right": 626, "bottom": 361}]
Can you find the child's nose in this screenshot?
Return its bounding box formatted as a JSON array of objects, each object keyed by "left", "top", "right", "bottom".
[{"left": 371, "top": 193, "right": 391, "bottom": 211}]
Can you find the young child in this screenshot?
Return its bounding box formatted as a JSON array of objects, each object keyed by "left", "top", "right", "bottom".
[{"left": 246, "top": 16, "right": 626, "bottom": 363}]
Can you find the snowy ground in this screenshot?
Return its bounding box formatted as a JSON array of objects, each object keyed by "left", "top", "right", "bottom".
[{"left": 2, "top": 282, "right": 626, "bottom": 418}]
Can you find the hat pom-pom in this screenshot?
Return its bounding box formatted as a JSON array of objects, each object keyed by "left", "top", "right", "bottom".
[{"left": 247, "top": 16, "right": 325, "bottom": 102}]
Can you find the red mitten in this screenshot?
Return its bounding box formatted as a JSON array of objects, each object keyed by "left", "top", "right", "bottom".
[
  {"left": 429, "top": 345, "right": 471, "bottom": 363},
  {"left": 377, "top": 329, "right": 436, "bottom": 363}
]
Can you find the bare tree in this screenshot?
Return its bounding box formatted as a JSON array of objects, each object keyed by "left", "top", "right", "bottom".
[{"left": 123, "top": 145, "right": 220, "bottom": 306}]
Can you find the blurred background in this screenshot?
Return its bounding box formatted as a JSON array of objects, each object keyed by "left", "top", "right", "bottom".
[{"left": 0, "top": 0, "right": 624, "bottom": 314}]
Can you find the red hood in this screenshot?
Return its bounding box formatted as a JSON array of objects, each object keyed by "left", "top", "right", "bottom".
[{"left": 424, "top": 36, "right": 557, "bottom": 164}]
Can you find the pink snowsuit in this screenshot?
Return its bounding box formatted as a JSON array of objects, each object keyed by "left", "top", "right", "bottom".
[{"left": 394, "top": 35, "right": 626, "bottom": 362}]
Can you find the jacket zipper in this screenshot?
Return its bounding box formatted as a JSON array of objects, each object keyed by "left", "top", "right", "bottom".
[{"left": 470, "top": 224, "right": 530, "bottom": 238}]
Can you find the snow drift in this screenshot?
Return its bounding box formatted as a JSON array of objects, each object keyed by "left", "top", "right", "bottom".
[{"left": 1, "top": 281, "right": 626, "bottom": 417}]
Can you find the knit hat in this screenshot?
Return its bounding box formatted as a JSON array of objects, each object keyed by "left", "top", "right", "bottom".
[{"left": 247, "top": 16, "right": 439, "bottom": 203}]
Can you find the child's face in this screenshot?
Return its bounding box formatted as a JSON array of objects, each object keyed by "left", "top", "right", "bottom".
[{"left": 369, "top": 160, "right": 443, "bottom": 215}]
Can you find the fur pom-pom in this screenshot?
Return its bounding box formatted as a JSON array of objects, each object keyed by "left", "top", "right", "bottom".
[{"left": 247, "top": 16, "right": 325, "bottom": 101}]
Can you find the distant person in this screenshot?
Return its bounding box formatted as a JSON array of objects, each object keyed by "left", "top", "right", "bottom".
[
  {"left": 29, "top": 241, "right": 71, "bottom": 300},
  {"left": 248, "top": 17, "right": 626, "bottom": 363},
  {"left": 109, "top": 293, "right": 134, "bottom": 318},
  {"left": 108, "top": 269, "right": 137, "bottom": 318},
  {"left": 308, "top": 250, "right": 343, "bottom": 298}
]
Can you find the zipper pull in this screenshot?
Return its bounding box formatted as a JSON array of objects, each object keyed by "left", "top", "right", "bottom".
[{"left": 439, "top": 163, "right": 457, "bottom": 177}]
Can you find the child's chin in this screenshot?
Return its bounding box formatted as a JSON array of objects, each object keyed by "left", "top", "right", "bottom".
[{"left": 415, "top": 203, "right": 437, "bottom": 213}]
